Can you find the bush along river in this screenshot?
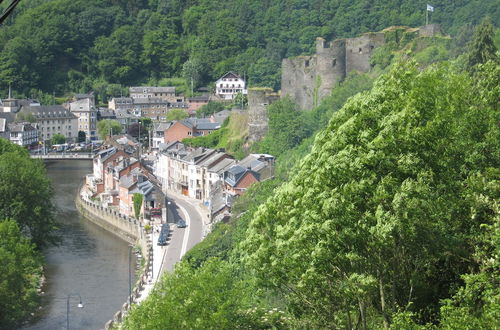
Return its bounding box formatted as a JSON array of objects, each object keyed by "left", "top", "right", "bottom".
[{"left": 24, "top": 160, "right": 136, "bottom": 330}]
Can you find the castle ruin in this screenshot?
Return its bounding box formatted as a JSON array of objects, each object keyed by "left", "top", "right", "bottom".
[
  {"left": 247, "top": 24, "right": 443, "bottom": 142},
  {"left": 281, "top": 24, "right": 442, "bottom": 110},
  {"left": 247, "top": 88, "right": 279, "bottom": 143}
]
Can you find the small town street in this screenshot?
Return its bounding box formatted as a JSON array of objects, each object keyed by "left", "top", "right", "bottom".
[{"left": 136, "top": 190, "right": 206, "bottom": 303}]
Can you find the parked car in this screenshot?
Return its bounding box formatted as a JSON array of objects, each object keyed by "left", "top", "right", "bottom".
[
  {"left": 176, "top": 220, "right": 187, "bottom": 228},
  {"left": 157, "top": 224, "right": 170, "bottom": 246}
]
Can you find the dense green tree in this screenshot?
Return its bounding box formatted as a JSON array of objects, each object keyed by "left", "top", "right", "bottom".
[
  {"left": 97, "top": 119, "right": 122, "bottom": 140},
  {"left": 255, "top": 97, "right": 309, "bottom": 157},
  {"left": 0, "top": 220, "right": 43, "bottom": 329},
  {"left": 242, "top": 60, "right": 499, "bottom": 327},
  {"left": 166, "top": 109, "right": 188, "bottom": 121},
  {"left": 195, "top": 101, "right": 224, "bottom": 118},
  {"left": 50, "top": 133, "right": 65, "bottom": 145},
  {"left": 466, "top": 17, "right": 498, "bottom": 73},
  {"left": 0, "top": 0, "right": 498, "bottom": 94},
  {"left": 132, "top": 193, "right": 143, "bottom": 219},
  {"left": 77, "top": 130, "right": 86, "bottom": 143},
  {"left": 0, "top": 139, "right": 57, "bottom": 247}
]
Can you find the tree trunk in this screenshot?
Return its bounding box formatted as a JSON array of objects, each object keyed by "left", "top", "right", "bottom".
[
  {"left": 358, "top": 299, "right": 367, "bottom": 330},
  {"left": 379, "top": 272, "right": 389, "bottom": 329}
]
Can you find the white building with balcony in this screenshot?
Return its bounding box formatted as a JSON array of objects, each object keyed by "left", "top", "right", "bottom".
[{"left": 215, "top": 72, "right": 247, "bottom": 100}]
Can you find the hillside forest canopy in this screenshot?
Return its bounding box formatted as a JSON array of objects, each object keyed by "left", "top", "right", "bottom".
[{"left": 0, "top": 0, "right": 498, "bottom": 101}]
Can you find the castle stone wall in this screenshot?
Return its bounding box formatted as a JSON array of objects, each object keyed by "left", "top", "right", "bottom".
[
  {"left": 248, "top": 88, "right": 279, "bottom": 142},
  {"left": 281, "top": 25, "right": 442, "bottom": 111}
]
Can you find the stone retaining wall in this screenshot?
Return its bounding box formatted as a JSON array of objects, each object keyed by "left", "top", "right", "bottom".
[{"left": 75, "top": 188, "right": 153, "bottom": 329}]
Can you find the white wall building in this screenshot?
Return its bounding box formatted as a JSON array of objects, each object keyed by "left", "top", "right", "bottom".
[
  {"left": 215, "top": 72, "right": 247, "bottom": 100},
  {"left": 129, "top": 87, "right": 179, "bottom": 102},
  {"left": 18, "top": 105, "right": 78, "bottom": 143},
  {"left": 7, "top": 122, "right": 38, "bottom": 147},
  {"left": 69, "top": 97, "right": 97, "bottom": 141}
]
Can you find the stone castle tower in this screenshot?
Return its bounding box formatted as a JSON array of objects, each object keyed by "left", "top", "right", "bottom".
[
  {"left": 247, "top": 24, "right": 443, "bottom": 143},
  {"left": 281, "top": 31, "right": 386, "bottom": 110},
  {"left": 247, "top": 88, "right": 279, "bottom": 143}
]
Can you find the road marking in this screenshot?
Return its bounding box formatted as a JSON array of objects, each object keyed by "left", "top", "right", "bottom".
[{"left": 178, "top": 202, "right": 191, "bottom": 258}]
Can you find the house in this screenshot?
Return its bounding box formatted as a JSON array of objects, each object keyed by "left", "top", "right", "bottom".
[
  {"left": 187, "top": 95, "right": 210, "bottom": 113},
  {"left": 131, "top": 97, "right": 169, "bottom": 120},
  {"left": 73, "top": 93, "right": 95, "bottom": 102},
  {"left": 215, "top": 72, "right": 247, "bottom": 100},
  {"left": 69, "top": 97, "right": 97, "bottom": 141},
  {"left": 115, "top": 110, "right": 139, "bottom": 132},
  {"left": 109, "top": 97, "right": 134, "bottom": 112},
  {"left": 184, "top": 148, "right": 218, "bottom": 199},
  {"left": 152, "top": 122, "right": 173, "bottom": 149},
  {"left": 164, "top": 120, "right": 195, "bottom": 143},
  {"left": 224, "top": 165, "right": 260, "bottom": 195},
  {"left": 97, "top": 108, "right": 116, "bottom": 121},
  {"left": 195, "top": 120, "right": 221, "bottom": 137},
  {"left": 129, "top": 87, "right": 179, "bottom": 102},
  {"left": 7, "top": 122, "right": 38, "bottom": 148},
  {"left": 238, "top": 153, "right": 275, "bottom": 181},
  {"left": 119, "top": 167, "right": 165, "bottom": 218},
  {"left": 163, "top": 118, "right": 221, "bottom": 143},
  {"left": 16, "top": 105, "right": 78, "bottom": 143},
  {"left": 153, "top": 141, "right": 185, "bottom": 190},
  {"left": 200, "top": 154, "right": 235, "bottom": 205}
]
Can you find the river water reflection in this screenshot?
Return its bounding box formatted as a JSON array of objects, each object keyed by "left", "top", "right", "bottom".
[{"left": 24, "top": 160, "right": 136, "bottom": 330}]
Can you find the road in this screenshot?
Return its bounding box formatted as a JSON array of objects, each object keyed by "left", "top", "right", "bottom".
[
  {"left": 136, "top": 191, "right": 205, "bottom": 303},
  {"left": 157, "top": 194, "right": 204, "bottom": 274}
]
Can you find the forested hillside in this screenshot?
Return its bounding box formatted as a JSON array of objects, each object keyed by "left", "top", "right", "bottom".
[
  {"left": 122, "top": 20, "right": 499, "bottom": 329},
  {"left": 0, "top": 0, "right": 498, "bottom": 100}
]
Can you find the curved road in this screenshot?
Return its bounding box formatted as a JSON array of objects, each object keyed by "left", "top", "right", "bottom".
[
  {"left": 157, "top": 194, "right": 204, "bottom": 275},
  {"left": 138, "top": 191, "right": 206, "bottom": 306}
]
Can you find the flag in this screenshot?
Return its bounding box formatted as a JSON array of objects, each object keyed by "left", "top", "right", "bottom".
[{"left": 427, "top": 4, "right": 434, "bottom": 12}]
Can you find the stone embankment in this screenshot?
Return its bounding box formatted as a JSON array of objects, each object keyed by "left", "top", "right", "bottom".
[{"left": 74, "top": 188, "right": 156, "bottom": 329}]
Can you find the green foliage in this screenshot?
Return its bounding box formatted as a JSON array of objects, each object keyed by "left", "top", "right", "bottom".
[
  {"left": 254, "top": 97, "right": 309, "bottom": 157},
  {"left": 413, "top": 39, "right": 451, "bottom": 65},
  {"left": 231, "top": 92, "right": 248, "bottom": 109},
  {"left": 0, "top": 139, "right": 57, "bottom": 247},
  {"left": 166, "top": 109, "right": 188, "bottom": 121},
  {"left": 466, "top": 17, "right": 498, "bottom": 74},
  {"left": 132, "top": 193, "right": 143, "bottom": 219},
  {"left": 196, "top": 101, "right": 224, "bottom": 118},
  {"left": 50, "top": 133, "right": 65, "bottom": 145},
  {"left": 97, "top": 119, "right": 122, "bottom": 140},
  {"left": 241, "top": 60, "right": 499, "bottom": 327},
  {"left": 183, "top": 127, "right": 227, "bottom": 149},
  {"left": 183, "top": 112, "right": 248, "bottom": 159},
  {"left": 0, "top": 220, "right": 43, "bottom": 329},
  {"left": 122, "top": 259, "right": 260, "bottom": 329},
  {"left": 15, "top": 112, "right": 36, "bottom": 123},
  {"left": 0, "top": 0, "right": 497, "bottom": 95}
]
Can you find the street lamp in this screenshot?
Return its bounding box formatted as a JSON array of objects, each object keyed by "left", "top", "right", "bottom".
[
  {"left": 66, "top": 293, "right": 83, "bottom": 330},
  {"left": 129, "top": 245, "right": 133, "bottom": 305}
]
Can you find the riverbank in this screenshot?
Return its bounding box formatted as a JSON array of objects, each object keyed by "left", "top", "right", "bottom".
[
  {"left": 74, "top": 187, "right": 156, "bottom": 329},
  {"left": 24, "top": 160, "right": 135, "bottom": 329}
]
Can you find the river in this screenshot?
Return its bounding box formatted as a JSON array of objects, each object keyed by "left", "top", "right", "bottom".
[{"left": 24, "top": 160, "right": 136, "bottom": 330}]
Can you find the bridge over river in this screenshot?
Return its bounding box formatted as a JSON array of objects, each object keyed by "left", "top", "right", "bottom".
[{"left": 31, "top": 153, "right": 94, "bottom": 160}]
